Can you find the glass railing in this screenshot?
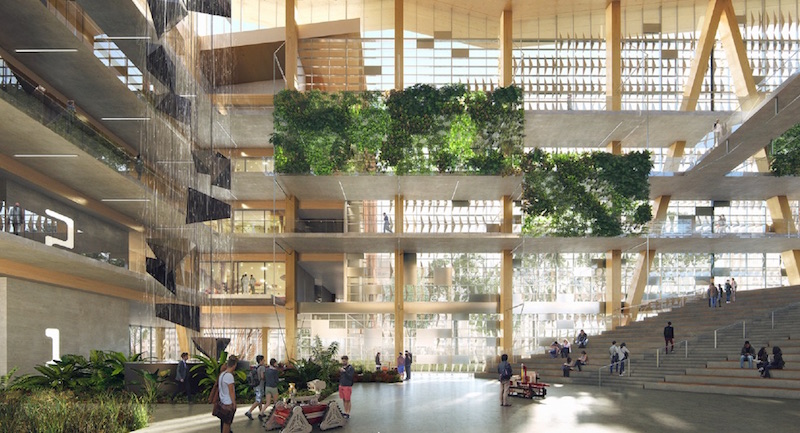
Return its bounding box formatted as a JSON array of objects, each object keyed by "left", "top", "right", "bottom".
[{"left": 645, "top": 219, "right": 798, "bottom": 238}]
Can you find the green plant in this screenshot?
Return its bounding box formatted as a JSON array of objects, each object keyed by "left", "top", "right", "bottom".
[
  {"left": 769, "top": 122, "right": 800, "bottom": 176},
  {"left": 283, "top": 337, "right": 340, "bottom": 393},
  {"left": 521, "top": 148, "right": 652, "bottom": 236},
  {"left": 191, "top": 350, "right": 228, "bottom": 401},
  {"left": 0, "top": 367, "right": 18, "bottom": 391},
  {"left": 135, "top": 368, "right": 170, "bottom": 404}
]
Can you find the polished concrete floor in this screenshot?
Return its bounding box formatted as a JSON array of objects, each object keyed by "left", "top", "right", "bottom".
[{"left": 136, "top": 373, "right": 800, "bottom": 433}]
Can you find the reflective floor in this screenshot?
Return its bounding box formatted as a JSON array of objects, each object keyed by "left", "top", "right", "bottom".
[{"left": 136, "top": 373, "right": 800, "bottom": 433}]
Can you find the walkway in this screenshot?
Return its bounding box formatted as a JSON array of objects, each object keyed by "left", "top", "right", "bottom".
[{"left": 136, "top": 373, "right": 800, "bottom": 433}]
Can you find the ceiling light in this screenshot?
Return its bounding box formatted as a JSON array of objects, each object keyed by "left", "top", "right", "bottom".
[
  {"left": 14, "top": 154, "right": 77, "bottom": 158},
  {"left": 101, "top": 117, "right": 150, "bottom": 121},
  {"left": 241, "top": 152, "right": 249, "bottom": 157},
  {"left": 101, "top": 198, "right": 150, "bottom": 202},
  {"left": 15, "top": 48, "right": 78, "bottom": 53}
]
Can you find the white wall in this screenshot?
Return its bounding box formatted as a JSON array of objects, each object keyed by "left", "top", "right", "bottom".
[{"left": 0, "top": 277, "right": 130, "bottom": 375}]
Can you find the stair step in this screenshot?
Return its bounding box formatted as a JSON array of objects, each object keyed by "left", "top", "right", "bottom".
[{"left": 645, "top": 381, "right": 800, "bottom": 399}]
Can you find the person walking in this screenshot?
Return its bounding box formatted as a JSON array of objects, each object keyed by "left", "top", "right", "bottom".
[
  {"left": 740, "top": 341, "right": 755, "bottom": 369},
  {"left": 245, "top": 355, "right": 267, "bottom": 420},
  {"left": 262, "top": 358, "right": 280, "bottom": 419},
  {"left": 708, "top": 280, "right": 718, "bottom": 308},
  {"left": 618, "top": 343, "right": 630, "bottom": 376},
  {"left": 175, "top": 352, "right": 192, "bottom": 402},
  {"left": 608, "top": 341, "right": 621, "bottom": 374},
  {"left": 339, "top": 355, "right": 355, "bottom": 418},
  {"left": 383, "top": 213, "right": 392, "bottom": 233},
  {"left": 8, "top": 202, "right": 23, "bottom": 236},
  {"left": 217, "top": 355, "right": 238, "bottom": 433},
  {"left": 664, "top": 321, "right": 675, "bottom": 354},
  {"left": 375, "top": 352, "right": 381, "bottom": 371},
  {"left": 497, "top": 353, "right": 512, "bottom": 406},
  {"left": 404, "top": 350, "right": 412, "bottom": 380}
]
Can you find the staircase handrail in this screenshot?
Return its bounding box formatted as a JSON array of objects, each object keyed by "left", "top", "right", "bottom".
[
  {"left": 655, "top": 340, "right": 688, "bottom": 367},
  {"left": 607, "top": 291, "right": 703, "bottom": 327},
  {"left": 597, "top": 358, "right": 630, "bottom": 387},
  {"left": 706, "top": 299, "right": 800, "bottom": 348}
]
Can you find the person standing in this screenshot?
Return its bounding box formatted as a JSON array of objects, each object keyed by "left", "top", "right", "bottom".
[
  {"left": 618, "top": 343, "right": 630, "bottom": 376},
  {"left": 713, "top": 119, "right": 723, "bottom": 145},
  {"left": 708, "top": 280, "right": 718, "bottom": 308},
  {"left": 497, "top": 353, "right": 512, "bottom": 406},
  {"left": 175, "top": 352, "right": 191, "bottom": 402},
  {"left": 135, "top": 154, "right": 144, "bottom": 180},
  {"left": 717, "top": 284, "right": 724, "bottom": 308},
  {"left": 383, "top": 213, "right": 392, "bottom": 233},
  {"left": 404, "top": 350, "right": 412, "bottom": 380},
  {"left": 240, "top": 273, "right": 248, "bottom": 294},
  {"left": 249, "top": 274, "right": 256, "bottom": 294},
  {"left": 608, "top": 341, "right": 621, "bottom": 374},
  {"left": 217, "top": 355, "right": 238, "bottom": 433},
  {"left": 731, "top": 277, "right": 738, "bottom": 302},
  {"left": 396, "top": 352, "right": 405, "bottom": 379},
  {"left": 245, "top": 355, "right": 267, "bottom": 420},
  {"left": 9, "top": 202, "right": 23, "bottom": 236},
  {"left": 339, "top": 355, "right": 355, "bottom": 418},
  {"left": 375, "top": 352, "right": 381, "bottom": 371},
  {"left": 740, "top": 341, "right": 755, "bottom": 369},
  {"left": 725, "top": 279, "right": 732, "bottom": 303},
  {"left": 664, "top": 321, "right": 675, "bottom": 354}
]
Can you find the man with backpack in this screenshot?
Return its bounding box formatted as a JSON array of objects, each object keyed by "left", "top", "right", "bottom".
[
  {"left": 245, "top": 355, "right": 267, "bottom": 420},
  {"left": 497, "top": 353, "right": 513, "bottom": 406}
]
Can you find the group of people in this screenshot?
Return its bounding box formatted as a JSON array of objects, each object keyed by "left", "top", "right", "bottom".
[
  {"left": 608, "top": 341, "right": 631, "bottom": 376},
  {"left": 374, "top": 350, "right": 413, "bottom": 380},
  {"left": 561, "top": 350, "right": 589, "bottom": 377},
  {"left": 739, "top": 341, "right": 785, "bottom": 378},
  {"left": 708, "top": 278, "right": 737, "bottom": 307}
]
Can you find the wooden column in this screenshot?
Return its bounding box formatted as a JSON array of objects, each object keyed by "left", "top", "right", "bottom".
[
  {"left": 155, "top": 327, "right": 165, "bottom": 360},
  {"left": 128, "top": 231, "right": 147, "bottom": 274},
  {"left": 626, "top": 195, "right": 670, "bottom": 321},
  {"left": 782, "top": 250, "right": 800, "bottom": 286},
  {"left": 681, "top": 0, "right": 725, "bottom": 111},
  {"left": 502, "top": 195, "right": 513, "bottom": 234},
  {"left": 394, "top": 249, "right": 405, "bottom": 357},
  {"left": 607, "top": 140, "right": 622, "bottom": 155},
  {"left": 176, "top": 324, "right": 192, "bottom": 355},
  {"left": 394, "top": 194, "right": 404, "bottom": 234},
  {"left": 766, "top": 196, "right": 797, "bottom": 235},
  {"left": 718, "top": 0, "right": 758, "bottom": 104},
  {"left": 284, "top": 251, "right": 297, "bottom": 361},
  {"left": 285, "top": 0, "right": 298, "bottom": 90},
  {"left": 500, "top": 9, "right": 513, "bottom": 87},
  {"left": 605, "top": 249, "right": 622, "bottom": 329},
  {"left": 500, "top": 250, "right": 513, "bottom": 357},
  {"left": 605, "top": 0, "right": 621, "bottom": 110},
  {"left": 261, "top": 327, "right": 270, "bottom": 359},
  {"left": 285, "top": 195, "right": 298, "bottom": 233},
  {"left": 394, "top": 0, "right": 404, "bottom": 90}
]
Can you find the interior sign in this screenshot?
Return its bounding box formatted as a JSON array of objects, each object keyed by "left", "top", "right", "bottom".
[{"left": 44, "top": 209, "right": 74, "bottom": 249}]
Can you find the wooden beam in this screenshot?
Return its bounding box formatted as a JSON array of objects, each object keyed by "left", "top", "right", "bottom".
[
  {"left": 681, "top": 0, "right": 726, "bottom": 111},
  {"left": 605, "top": 0, "right": 621, "bottom": 111},
  {"left": 284, "top": 250, "right": 297, "bottom": 361},
  {"left": 782, "top": 250, "right": 800, "bottom": 286},
  {"left": 502, "top": 195, "right": 513, "bottom": 234},
  {"left": 394, "top": 194, "right": 404, "bottom": 234},
  {"left": 298, "top": 253, "right": 343, "bottom": 262},
  {"left": 766, "top": 196, "right": 797, "bottom": 235},
  {"left": 754, "top": 147, "right": 771, "bottom": 172},
  {"left": 395, "top": 0, "right": 404, "bottom": 90},
  {"left": 664, "top": 141, "right": 686, "bottom": 172},
  {"left": 500, "top": 250, "right": 513, "bottom": 356},
  {"left": 394, "top": 249, "right": 405, "bottom": 357},
  {"left": 500, "top": 9, "right": 513, "bottom": 87},
  {"left": 627, "top": 195, "right": 670, "bottom": 321},
  {"left": 718, "top": 0, "right": 758, "bottom": 105},
  {"left": 210, "top": 94, "right": 274, "bottom": 108},
  {"left": 285, "top": 0, "right": 298, "bottom": 90},
  {"left": 607, "top": 140, "right": 622, "bottom": 155},
  {"left": 285, "top": 195, "right": 298, "bottom": 233},
  {"left": 605, "top": 249, "right": 622, "bottom": 329}
]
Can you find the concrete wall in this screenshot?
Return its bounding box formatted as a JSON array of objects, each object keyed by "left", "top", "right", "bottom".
[{"left": 0, "top": 277, "right": 130, "bottom": 376}]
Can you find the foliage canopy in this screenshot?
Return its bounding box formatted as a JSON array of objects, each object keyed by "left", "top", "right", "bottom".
[
  {"left": 769, "top": 122, "right": 800, "bottom": 176},
  {"left": 521, "top": 149, "right": 653, "bottom": 237}
]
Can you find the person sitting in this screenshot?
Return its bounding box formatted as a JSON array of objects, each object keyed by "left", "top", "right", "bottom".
[
  {"left": 549, "top": 341, "right": 561, "bottom": 358},
  {"left": 756, "top": 347, "right": 769, "bottom": 372},
  {"left": 561, "top": 339, "right": 571, "bottom": 358},
  {"left": 740, "top": 341, "right": 755, "bottom": 369},
  {"left": 573, "top": 351, "right": 588, "bottom": 372},
  {"left": 575, "top": 330, "right": 589, "bottom": 348},
  {"left": 562, "top": 357, "right": 573, "bottom": 377},
  {"left": 762, "top": 346, "right": 784, "bottom": 378}
]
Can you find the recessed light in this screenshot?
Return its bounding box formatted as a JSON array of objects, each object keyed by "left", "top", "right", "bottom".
[
  {"left": 101, "top": 198, "right": 151, "bottom": 202},
  {"left": 14, "top": 154, "right": 78, "bottom": 158},
  {"left": 101, "top": 117, "right": 150, "bottom": 121},
  {"left": 15, "top": 48, "right": 78, "bottom": 53}
]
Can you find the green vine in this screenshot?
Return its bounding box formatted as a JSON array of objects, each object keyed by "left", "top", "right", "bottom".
[
  {"left": 272, "top": 84, "right": 524, "bottom": 175},
  {"left": 521, "top": 149, "right": 653, "bottom": 237}
]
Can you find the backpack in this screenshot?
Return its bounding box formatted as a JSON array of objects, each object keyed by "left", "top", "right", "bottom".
[
  {"left": 500, "top": 362, "right": 512, "bottom": 381},
  {"left": 247, "top": 367, "right": 259, "bottom": 388}
]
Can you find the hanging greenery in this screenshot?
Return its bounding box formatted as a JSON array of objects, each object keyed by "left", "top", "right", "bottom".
[
  {"left": 520, "top": 149, "right": 653, "bottom": 237},
  {"left": 272, "top": 84, "right": 524, "bottom": 175},
  {"left": 769, "top": 122, "right": 800, "bottom": 176}
]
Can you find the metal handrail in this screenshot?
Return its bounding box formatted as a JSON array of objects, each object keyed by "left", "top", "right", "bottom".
[
  {"left": 597, "top": 358, "right": 630, "bottom": 387},
  {"left": 655, "top": 340, "right": 688, "bottom": 367}
]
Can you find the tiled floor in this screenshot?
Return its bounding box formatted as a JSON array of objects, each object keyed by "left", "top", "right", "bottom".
[{"left": 136, "top": 373, "right": 800, "bottom": 433}]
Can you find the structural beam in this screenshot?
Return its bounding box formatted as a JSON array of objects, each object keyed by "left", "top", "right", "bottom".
[
  {"left": 605, "top": 0, "right": 621, "bottom": 111},
  {"left": 285, "top": 195, "right": 298, "bottom": 233},
  {"left": 394, "top": 0, "right": 404, "bottom": 90},
  {"left": 783, "top": 250, "right": 800, "bottom": 286},
  {"left": 605, "top": 249, "right": 622, "bottom": 329},
  {"left": 766, "top": 196, "right": 797, "bottom": 235},
  {"left": 395, "top": 194, "right": 404, "bottom": 234},
  {"left": 284, "top": 250, "right": 297, "bottom": 361},
  {"left": 500, "top": 9, "right": 513, "bottom": 87},
  {"left": 500, "top": 250, "right": 513, "bottom": 356},
  {"left": 502, "top": 195, "right": 513, "bottom": 234},
  {"left": 718, "top": 0, "right": 758, "bottom": 104},
  {"left": 285, "top": 0, "right": 298, "bottom": 90},
  {"left": 626, "top": 195, "right": 670, "bottom": 321},
  {"left": 394, "top": 249, "right": 405, "bottom": 357},
  {"left": 681, "top": 0, "right": 725, "bottom": 111},
  {"left": 261, "top": 327, "right": 270, "bottom": 359},
  {"left": 664, "top": 141, "right": 686, "bottom": 172},
  {"left": 607, "top": 140, "right": 622, "bottom": 155}
]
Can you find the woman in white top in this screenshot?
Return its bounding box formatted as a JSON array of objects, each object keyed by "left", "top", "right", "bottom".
[
  {"left": 561, "top": 339, "right": 571, "bottom": 358},
  {"left": 218, "top": 355, "right": 238, "bottom": 433}
]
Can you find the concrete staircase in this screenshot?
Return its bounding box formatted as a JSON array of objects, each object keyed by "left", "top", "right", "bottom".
[{"left": 479, "top": 285, "right": 800, "bottom": 398}]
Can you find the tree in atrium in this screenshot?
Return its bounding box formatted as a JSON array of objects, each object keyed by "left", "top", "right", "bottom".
[
  {"left": 769, "top": 123, "right": 800, "bottom": 176},
  {"left": 520, "top": 149, "right": 653, "bottom": 237}
]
